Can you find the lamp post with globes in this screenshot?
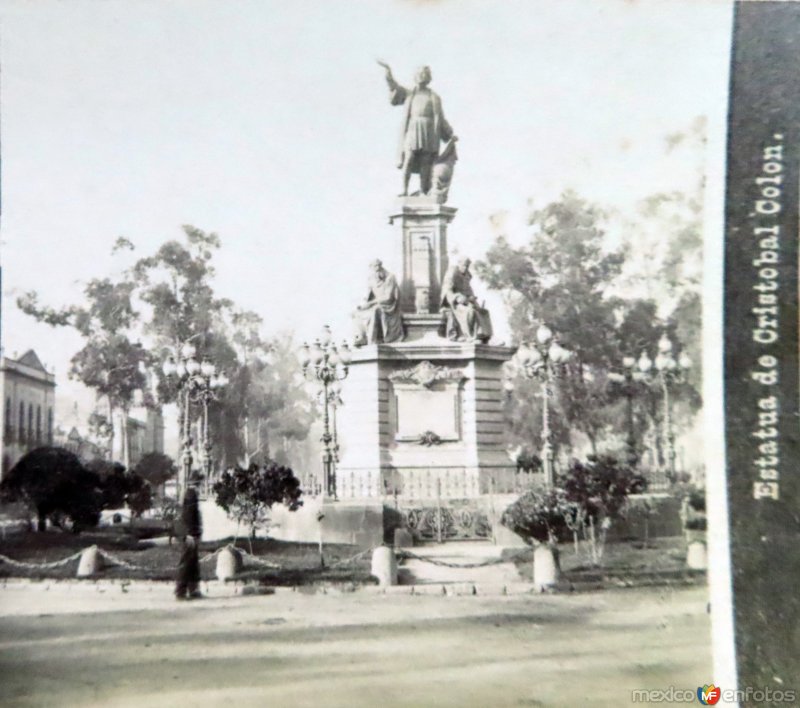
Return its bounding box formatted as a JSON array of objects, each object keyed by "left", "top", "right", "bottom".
[
  {"left": 636, "top": 334, "right": 692, "bottom": 480},
  {"left": 513, "top": 324, "right": 572, "bottom": 488},
  {"left": 608, "top": 356, "right": 645, "bottom": 468},
  {"left": 300, "top": 326, "right": 352, "bottom": 500},
  {"left": 162, "top": 342, "right": 229, "bottom": 499},
  {"left": 327, "top": 380, "right": 344, "bottom": 465}
]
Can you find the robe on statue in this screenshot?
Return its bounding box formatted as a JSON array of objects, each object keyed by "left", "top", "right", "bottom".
[
  {"left": 390, "top": 84, "right": 453, "bottom": 171},
  {"left": 440, "top": 265, "right": 492, "bottom": 343},
  {"left": 354, "top": 270, "right": 404, "bottom": 345}
]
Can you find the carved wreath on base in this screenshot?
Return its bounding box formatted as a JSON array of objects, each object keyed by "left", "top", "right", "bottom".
[
  {"left": 388, "top": 360, "right": 466, "bottom": 388},
  {"left": 418, "top": 430, "right": 443, "bottom": 446}
]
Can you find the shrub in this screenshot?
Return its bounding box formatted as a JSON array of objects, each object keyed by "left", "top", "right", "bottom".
[
  {"left": 0, "top": 447, "right": 104, "bottom": 532},
  {"left": 501, "top": 488, "right": 571, "bottom": 546},
  {"left": 213, "top": 461, "right": 303, "bottom": 552},
  {"left": 560, "top": 454, "right": 646, "bottom": 565}
]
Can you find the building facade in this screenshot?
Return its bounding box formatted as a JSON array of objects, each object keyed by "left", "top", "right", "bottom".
[{"left": 1, "top": 350, "right": 56, "bottom": 478}]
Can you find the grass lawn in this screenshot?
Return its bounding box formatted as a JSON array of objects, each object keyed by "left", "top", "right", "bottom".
[
  {"left": 0, "top": 526, "right": 374, "bottom": 584},
  {"left": 507, "top": 535, "right": 704, "bottom": 588}
]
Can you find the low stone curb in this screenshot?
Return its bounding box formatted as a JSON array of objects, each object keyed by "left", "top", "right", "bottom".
[
  {"left": 0, "top": 573, "right": 704, "bottom": 597},
  {"left": 0, "top": 577, "right": 543, "bottom": 597}
]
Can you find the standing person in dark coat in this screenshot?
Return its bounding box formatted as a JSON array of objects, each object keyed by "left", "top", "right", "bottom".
[{"left": 175, "top": 486, "right": 203, "bottom": 600}]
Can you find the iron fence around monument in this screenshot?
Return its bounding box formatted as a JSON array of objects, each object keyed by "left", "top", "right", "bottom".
[{"left": 332, "top": 466, "right": 543, "bottom": 501}]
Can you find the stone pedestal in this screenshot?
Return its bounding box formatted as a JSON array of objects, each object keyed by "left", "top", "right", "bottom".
[
  {"left": 337, "top": 337, "right": 516, "bottom": 502},
  {"left": 390, "top": 197, "right": 456, "bottom": 314}
]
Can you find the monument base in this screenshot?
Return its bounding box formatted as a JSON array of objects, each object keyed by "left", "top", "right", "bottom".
[{"left": 269, "top": 497, "right": 385, "bottom": 548}]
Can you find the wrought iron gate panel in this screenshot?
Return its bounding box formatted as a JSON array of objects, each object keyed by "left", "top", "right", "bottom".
[{"left": 399, "top": 499, "right": 491, "bottom": 541}]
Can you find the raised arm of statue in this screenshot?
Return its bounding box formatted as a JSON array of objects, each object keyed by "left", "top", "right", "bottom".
[{"left": 377, "top": 60, "right": 407, "bottom": 105}]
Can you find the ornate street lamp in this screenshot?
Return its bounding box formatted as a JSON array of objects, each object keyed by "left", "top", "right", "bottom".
[
  {"left": 300, "top": 325, "right": 351, "bottom": 500},
  {"left": 637, "top": 334, "right": 691, "bottom": 480},
  {"left": 513, "top": 324, "right": 572, "bottom": 488},
  {"left": 608, "top": 356, "right": 645, "bottom": 468},
  {"left": 328, "top": 380, "right": 344, "bottom": 464},
  {"left": 162, "top": 343, "right": 229, "bottom": 499}
]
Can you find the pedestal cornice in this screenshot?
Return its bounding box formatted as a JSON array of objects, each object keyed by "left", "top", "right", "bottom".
[{"left": 349, "top": 341, "right": 517, "bottom": 364}]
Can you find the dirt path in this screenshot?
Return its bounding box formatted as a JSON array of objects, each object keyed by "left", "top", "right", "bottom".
[{"left": 0, "top": 584, "right": 711, "bottom": 707}]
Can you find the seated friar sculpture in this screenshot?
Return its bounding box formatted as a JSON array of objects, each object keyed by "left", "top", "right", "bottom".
[
  {"left": 439, "top": 257, "right": 493, "bottom": 343},
  {"left": 353, "top": 259, "right": 405, "bottom": 346}
]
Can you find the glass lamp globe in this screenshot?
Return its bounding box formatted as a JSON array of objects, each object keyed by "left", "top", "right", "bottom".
[
  {"left": 186, "top": 358, "right": 201, "bottom": 375},
  {"left": 162, "top": 358, "right": 177, "bottom": 377},
  {"left": 622, "top": 356, "right": 636, "bottom": 369},
  {"left": 658, "top": 334, "right": 673, "bottom": 354},
  {"left": 549, "top": 342, "right": 570, "bottom": 364},
  {"left": 339, "top": 341, "right": 352, "bottom": 364},
  {"left": 679, "top": 353, "right": 692, "bottom": 370},
  {"left": 320, "top": 325, "right": 333, "bottom": 346},
  {"left": 638, "top": 353, "right": 652, "bottom": 373},
  {"left": 200, "top": 360, "right": 216, "bottom": 377},
  {"left": 311, "top": 341, "right": 324, "bottom": 364},
  {"left": 300, "top": 343, "right": 311, "bottom": 367},
  {"left": 181, "top": 342, "right": 197, "bottom": 360},
  {"left": 515, "top": 343, "right": 531, "bottom": 365},
  {"left": 536, "top": 324, "right": 553, "bottom": 345}
]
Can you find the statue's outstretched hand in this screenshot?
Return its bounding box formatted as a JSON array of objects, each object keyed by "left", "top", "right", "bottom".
[{"left": 376, "top": 59, "right": 393, "bottom": 82}]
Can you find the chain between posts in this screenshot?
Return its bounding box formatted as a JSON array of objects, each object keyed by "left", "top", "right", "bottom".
[
  {"left": 0, "top": 550, "right": 85, "bottom": 570},
  {"left": 396, "top": 548, "right": 533, "bottom": 569}
]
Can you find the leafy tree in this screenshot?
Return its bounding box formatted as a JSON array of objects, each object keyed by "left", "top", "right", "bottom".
[
  {"left": 223, "top": 318, "right": 315, "bottom": 468},
  {"left": 87, "top": 460, "right": 129, "bottom": 509},
  {"left": 478, "top": 191, "right": 625, "bottom": 455},
  {"left": 125, "top": 476, "right": 153, "bottom": 518},
  {"left": 17, "top": 278, "right": 150, "bottom": 467},
  {"left": 213, "top": 461, "right": 303, "bottom": 553},
  {"left": 0, "top": 447, "right": 104, "bottom": 532},
  {"left": 133, "top": 452, "right": 177, "bottom": 490},
  {"left": 86, "top": 458, "right": 153, "bottom": 519},
  {"left": 560, "top": 455, "right": 646, "bottom": 565},
  {"left": 129, "top": 226, "right": 241, "bottom": 466}
]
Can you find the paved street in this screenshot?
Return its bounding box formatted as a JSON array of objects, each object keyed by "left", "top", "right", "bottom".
[{"left": 0, "top": 582, "right": 710, "bottom": 707}]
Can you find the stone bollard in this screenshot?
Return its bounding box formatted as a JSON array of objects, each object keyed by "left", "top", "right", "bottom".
[
  {"left": 533, "top": 545, "right": 559, "bottom": 592},
  {"left": 686, "top": 541, "right": 707, "bottom": 571},
  {"left": 216, "top": 546, "right": 244, "bottom": 581},
  {"left": 77, "top": 546, "right": 103, "bottom": 578},
  {"left": 393, "top": 527, "right": 414, "bottom": 549},
  {"left": 371, "top": 545, "right": 398, "bottom": 587}
]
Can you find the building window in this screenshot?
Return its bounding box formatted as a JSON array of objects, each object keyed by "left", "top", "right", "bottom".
[
  {"left": 28, "top": 405, "right": 34, "bottom": 445},
  {"left": 48, "top": 408, "right": 54, "bottom": 444},
  {"left": 36, "top": 405, "right": 42, "bottom": 444},
  {"left": 19, "top": 402, "right": 25, "bottom": 441},
  {"left": 4, "top": 397, "right": 10, "bottom": 440}
]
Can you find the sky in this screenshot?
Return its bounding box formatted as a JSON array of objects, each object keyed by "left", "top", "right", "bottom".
[{"left": 0, "top": 0, "right": 733, "bottom": 431}]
